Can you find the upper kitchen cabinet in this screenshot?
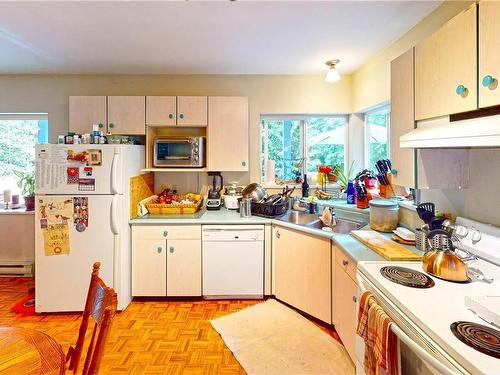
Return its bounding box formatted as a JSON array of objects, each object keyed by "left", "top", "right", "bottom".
[
  {"left": 479, "top": 1, "right": 500, "bottom": 108},
  {"left": 146, "top": 96, "right": 177, "bottom": 126},
  {"left": 207, "top": 97, "right": 249, "bottom": 172},
  {"left": 415, "top": 4, "right": 477, "bottom": 121},
  {"left": 176, "top": 96, "right": 208, "bottom": 127},
  {"left": 107, "top": 96, "right": 146, "bottom": 135},
  {"left": 69, "top": 96, "right": 107, "bottom": 134},
  {"left": 390, "top": 48, "right": 416, "bottom": 188}
]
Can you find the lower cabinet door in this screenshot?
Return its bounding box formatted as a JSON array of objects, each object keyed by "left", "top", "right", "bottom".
[
  {"left": 167, "top": 239, "right": 202, "bottom": 296},
  {"left": 334, "top": 264, "right": 358, "bottom": 362},
  {"left": 132, "top": 239, "right": 166, "bottom": 296}
]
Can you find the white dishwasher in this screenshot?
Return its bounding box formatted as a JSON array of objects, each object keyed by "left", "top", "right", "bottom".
[{"left": 202, "top": 225, "right": 264, "bottom": 298}]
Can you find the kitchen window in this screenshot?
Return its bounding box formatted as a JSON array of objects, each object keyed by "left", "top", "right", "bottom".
[
  {"left": 365, "top": 106, "right": 390, "bottom": 170},
  {"left": 0, "top": 114, "right": 48, "bottom": 202},
  {"left": 260, "top": 115, "right": 347, "bottom": 184}
]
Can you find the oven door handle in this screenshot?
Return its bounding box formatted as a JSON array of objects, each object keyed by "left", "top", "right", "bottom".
[{"left": 356, "top": 274, "right": 460, "bottom": 375}]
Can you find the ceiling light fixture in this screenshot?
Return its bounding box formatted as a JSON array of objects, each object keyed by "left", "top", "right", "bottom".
[{"left": 325, "top": 59, "right": 341, "bottom": 83}]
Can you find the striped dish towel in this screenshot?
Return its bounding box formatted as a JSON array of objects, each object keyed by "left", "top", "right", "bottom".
[{"left": 356, "top": 291, "right": 400, "bottom": 375}]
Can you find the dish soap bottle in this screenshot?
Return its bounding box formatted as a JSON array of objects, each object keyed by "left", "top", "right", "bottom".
[{"left": 301, "top": 174, "right": 309, "bottom": 198}]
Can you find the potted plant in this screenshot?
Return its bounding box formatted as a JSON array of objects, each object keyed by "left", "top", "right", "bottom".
[{"left": 14, "top": 170, "right": 35, "bottom": 211}]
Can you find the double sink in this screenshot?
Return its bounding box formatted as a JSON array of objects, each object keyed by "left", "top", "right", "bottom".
[{"left": 275, "top": 210, "right": 366, "bottom": 234}]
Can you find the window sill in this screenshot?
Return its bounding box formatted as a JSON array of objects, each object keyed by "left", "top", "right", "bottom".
[{"left": 0, "top": 207, "right": 34, "bottom": 215}]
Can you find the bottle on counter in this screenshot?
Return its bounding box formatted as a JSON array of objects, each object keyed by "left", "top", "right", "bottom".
[
  {"left": 346, "top": 180, "right": 355, "bottom": 204},
  {"left": 301, "top": 174, "right": 309, "bottom": 198}
]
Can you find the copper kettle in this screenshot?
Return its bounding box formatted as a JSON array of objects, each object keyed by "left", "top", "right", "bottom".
[{"left": 422, "top": 229, "right": 469, "bottom": 282}]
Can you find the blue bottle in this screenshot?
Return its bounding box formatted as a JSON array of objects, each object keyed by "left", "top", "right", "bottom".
[{"left": 346, "top": 180, "right": 355, "bottom": 204}]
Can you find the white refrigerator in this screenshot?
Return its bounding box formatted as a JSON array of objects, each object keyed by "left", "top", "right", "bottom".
[{"left": 34, "top": 144, "right": 144, "bottom": 312}]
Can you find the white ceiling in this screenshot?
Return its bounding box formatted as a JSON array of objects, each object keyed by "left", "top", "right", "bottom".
[{"left": 0, "top": 1, "right": 441, "bottom": 75}]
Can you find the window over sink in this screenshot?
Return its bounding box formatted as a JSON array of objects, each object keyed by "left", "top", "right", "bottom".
[
  {"left": 365, "top": 106, "right": 390, "bottom": 170},
  {"left": 260, "top": 115, "right": 347, "bottom": 185}
]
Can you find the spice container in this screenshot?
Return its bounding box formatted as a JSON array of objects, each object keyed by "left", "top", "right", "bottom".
[{"left": 369, "top": 199, "right": 399, "bottom": 232}]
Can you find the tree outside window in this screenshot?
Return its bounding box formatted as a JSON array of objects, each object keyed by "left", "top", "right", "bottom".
[{"left": 365, "top": 107, "right": 390, "bottom": 170}]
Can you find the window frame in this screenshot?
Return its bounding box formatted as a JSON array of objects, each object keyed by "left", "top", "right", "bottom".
[
  {"left": 260, "top": 114, "right": 349, "bottom": 186},
  {"left": 363, "top": 105, "right": 390, "bottom": 170}
]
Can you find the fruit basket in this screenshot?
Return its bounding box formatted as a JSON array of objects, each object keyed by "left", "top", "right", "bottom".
[{"left": 145, "top": 192, "right": 203, "bottom": 215}]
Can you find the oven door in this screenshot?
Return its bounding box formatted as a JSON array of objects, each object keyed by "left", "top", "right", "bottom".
[
  {"left": 154, "top": 139, "right": 193, "bottom": 167},
  {"left": 356, "top": 272, "right": 469, "bottom": 375}
]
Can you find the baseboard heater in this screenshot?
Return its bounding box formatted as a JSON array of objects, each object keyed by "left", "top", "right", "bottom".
[{"left": 0, "top": 262, "right": 33, "bottom": 277}]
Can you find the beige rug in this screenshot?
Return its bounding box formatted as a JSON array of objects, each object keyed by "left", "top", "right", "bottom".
[{"left": 210, "top": 299, "right": 355, "bottom": 375}]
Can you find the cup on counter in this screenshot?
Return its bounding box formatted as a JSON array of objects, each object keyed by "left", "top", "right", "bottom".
[{"left": 240, "top": 198, "right": 252, "bottom": 218}]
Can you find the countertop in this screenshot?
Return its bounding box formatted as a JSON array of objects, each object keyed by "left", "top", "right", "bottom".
[{"left": 130, "top": 204, "right": 422, "bottom": 264}]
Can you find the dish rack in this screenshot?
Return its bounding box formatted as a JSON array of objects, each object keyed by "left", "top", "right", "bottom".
[{"left": 251, "top": 199, "right": 289, "bottom": 218}]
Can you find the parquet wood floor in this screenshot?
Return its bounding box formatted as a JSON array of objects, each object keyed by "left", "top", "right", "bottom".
[
  {"left": 0, "top": 277, "right": 258, "bottom": 374},
  {"left": 0, "top": 278, "right": 343, "bottom": 375}
]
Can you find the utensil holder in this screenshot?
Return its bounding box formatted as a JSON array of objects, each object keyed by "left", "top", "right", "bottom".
[{"left": 415, "top": 228, "right": 428, "bottom": 252}]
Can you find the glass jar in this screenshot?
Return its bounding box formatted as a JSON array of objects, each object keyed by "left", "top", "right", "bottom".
[{"left": 369, "top": 199, "right": 399, "bottom": 232}]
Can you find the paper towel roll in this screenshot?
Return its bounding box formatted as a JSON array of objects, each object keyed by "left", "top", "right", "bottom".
[{"left": 265, "top": 159, "right": 276, "bottom": 184}]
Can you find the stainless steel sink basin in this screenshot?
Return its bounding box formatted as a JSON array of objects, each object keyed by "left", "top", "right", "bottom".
[
  {"left": 275, "top": 210, "right": 366, "bottom": 234},
  {"left": 304, "top": 218, "right": 365, "bottom": 233}
]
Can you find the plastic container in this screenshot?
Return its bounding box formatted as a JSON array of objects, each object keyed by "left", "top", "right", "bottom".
[{"left": 369, "top": 199, "right": 399, "bottom": 232}]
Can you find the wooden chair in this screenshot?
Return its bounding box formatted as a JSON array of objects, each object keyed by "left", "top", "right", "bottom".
[{"left": 66, "top": 262, "right": 118, "bottom": 374}]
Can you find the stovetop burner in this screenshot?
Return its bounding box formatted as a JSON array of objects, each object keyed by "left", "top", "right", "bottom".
[
  {"left": 451, "top": 321, "right": 500, "bottom": 359},
  {"left": 380, "top": 266, "right": 435, "bottom": 288}
]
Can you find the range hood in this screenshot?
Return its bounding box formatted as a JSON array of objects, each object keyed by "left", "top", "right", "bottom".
[{"left": 400, "top": 114, "right": 500, "bottom": 149}]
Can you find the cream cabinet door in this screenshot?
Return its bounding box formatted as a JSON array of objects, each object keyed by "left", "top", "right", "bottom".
[
  {"left": 415, "top": 4, "right": 477, "bottom": 120},
  {"left": 479, "top": 1, "right": 500, "bottom": 108},
  {"left": 107, "top": 96, "right": 146, "bottom": 135},
  {"left": 334, "top": 262, "right": 358, "bottom": 362},
  {"left": 69, "top": 96, "right": 107, "bottom": 134},
  {"left": 132, "top": 239, "right": 166, "bottom": 296},
  {"left": 146, "top": 96, "right": 177, "bottom": 126},
  {"left": 390, "top": 49, "right": 415, "bottom": 188},
  {"left": 177, "top": 96, "right": 208, "bottom": 126},
  {"left": 166, "top": 239, "right": 202, "bottom": 296},
  {"left": 207, "top": 97, "right": 249, "bottom": 171},
  {"left": 274, "top": 226, "right": 331, "bottom": 323}
]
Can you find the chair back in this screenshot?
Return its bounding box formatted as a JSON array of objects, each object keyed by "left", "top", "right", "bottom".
[{"left": 66, "top": 262, "right": 118, "bottom": 374}]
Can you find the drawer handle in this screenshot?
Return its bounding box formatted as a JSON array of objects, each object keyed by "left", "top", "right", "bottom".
[
  {"left": 157, "top": 246, "right": 162, "bottom": 254},
  {"left": 455, "top": 85, "right": 468, "bottom": 97},
  {"left": 342, "top": 260, "right": 349, "bottom": 266},
  {"left": 163, "top": 230, "right": 168, "bottom": 237},
  {"left": 169, "top": 113, "right": 174, "bottom": 119},
  {"left": 276, "top": 231, "right": 280, "bottom": 239},
  {"left": 482, "top": 75, "right": 497, "bottom": 89},
  {"left": 169, "top": 246, "right": 175, "bottom": 253},
  {"left": 352, "top": 296, "right": 357, "bottom": 303}
]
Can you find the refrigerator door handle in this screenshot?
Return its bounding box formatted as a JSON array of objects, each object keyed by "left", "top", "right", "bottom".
[
  {"left": 111, "top": 195, "right": 119, "bottom": 235},
  {"left": 111, "top": 147, "right": 120, "bottom": 194}
]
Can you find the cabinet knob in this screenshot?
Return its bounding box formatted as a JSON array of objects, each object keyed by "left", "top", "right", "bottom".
[
  {"left": 482, "top": 75, "right": 497, "bottom": 89},
  {"left": 163, "top": 230, "right": 168, "bottom": 237},
  {"left": 276, "top": 231, "right": 280, "bottom": 239},
  {"left": 342, "top": 260, "right": 349, "bottom": 266},
  {"left": 352, "top": 296, "right": 357, "bottom": 303},
  {"left": 169, "top": 113, "right": 174, "bottom": 119},
  {"left": 179, "top": 113, "right": 184, "bottom": 119},
  {"left": 157, "top": 246, "right": 162, "bottom": 254},
  {"left": 109, "top": 123, "right": 115, "bottom": 128},
  {"left": 455, "top": 85, "right": 468, "bottom": 97},
  {"left": 241, "top": 161, "right": 246, "bottom": 166},
  {"left": 169, "top": 246, "right": 175, "bottom": 253},
  {"left": 98, "top": 123, "right": 104, "bottom": 129}
]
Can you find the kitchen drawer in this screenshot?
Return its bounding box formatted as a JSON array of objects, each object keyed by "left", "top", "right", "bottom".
[
  {"left": 334, "top": 244, "right": 357, "bottom": 282},
  {"left": 132, "top": 225, "right": 201, "bottom": 240}
]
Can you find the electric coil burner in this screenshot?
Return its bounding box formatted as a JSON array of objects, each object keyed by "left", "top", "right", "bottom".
[
  {"left": 451, "top": 321, "right": 500, "bottom": 359},
  {"left": 380, "top": 266, "right": 435, "bottom": 288}
]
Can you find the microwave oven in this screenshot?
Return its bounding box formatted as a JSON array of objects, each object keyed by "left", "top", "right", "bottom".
[{"left": 153, "top": 137, "right": 205, "bottom": 168}]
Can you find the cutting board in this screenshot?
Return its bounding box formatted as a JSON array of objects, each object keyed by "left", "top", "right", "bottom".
[{"left": 351, "top": 230, "right": 421, "bottom": 261}]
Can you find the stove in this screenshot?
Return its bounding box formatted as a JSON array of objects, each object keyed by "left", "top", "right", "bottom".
[
  {"left": 357, "top": 217, "right": 500, "bottom": 375},
  {"left": 380, "top": 266, "right": 435, "bottom": 288},
  {"left": 451, "top": 321, "right": 500, "bottom": 359}
]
